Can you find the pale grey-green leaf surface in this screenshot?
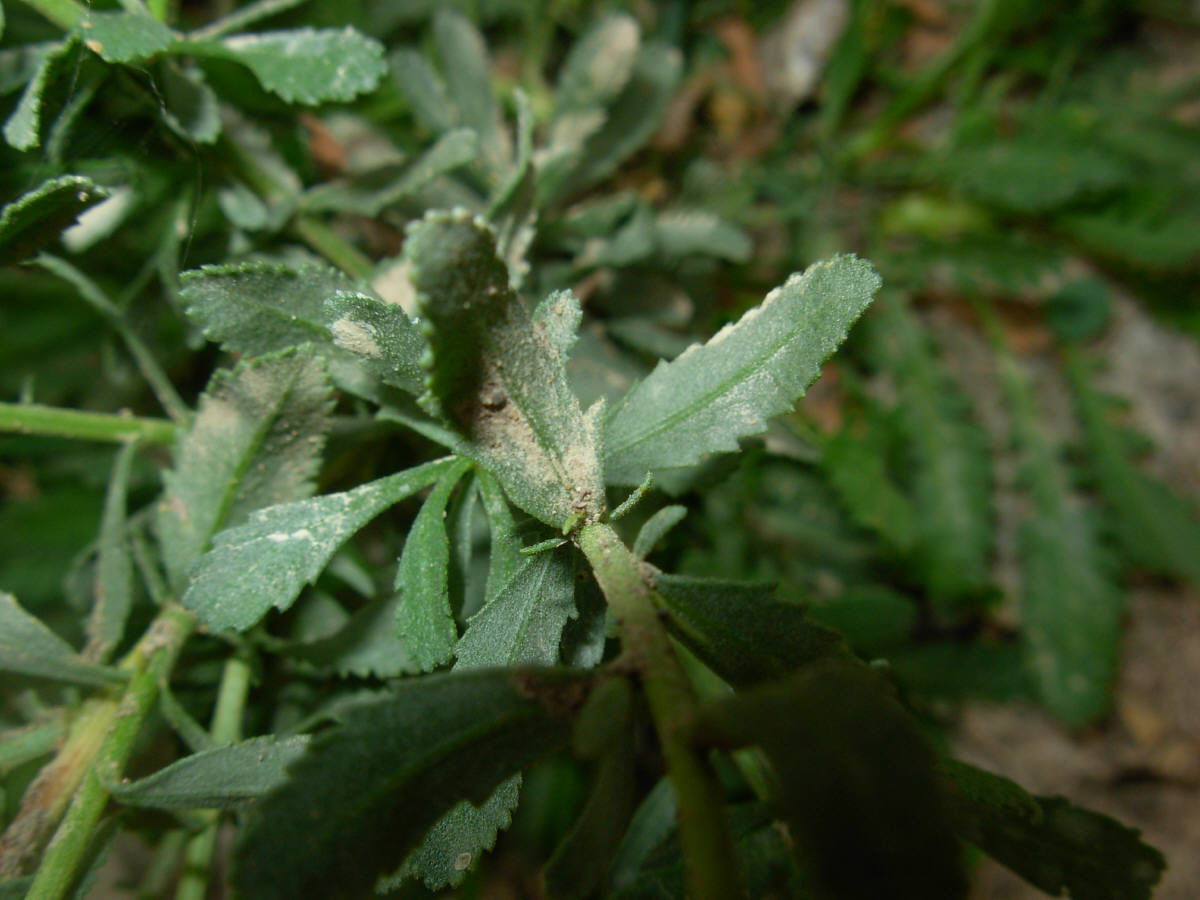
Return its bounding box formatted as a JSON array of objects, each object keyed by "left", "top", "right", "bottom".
[
  {"left": 476, "top": 470, "right": 523, "bottom": 604},
  {"left": 83, "top": 441, "right": 137, "bottom": 663},
  {"left": 394, "top": 459, "right": 471, "bottom": 670},
  {"left": 181, "top": 261, "right": 424, "bottom": 395},
  {"left": 455, "top": 546, "right": 576, "bottom": 668},
  {"left": 388, "top": 48, "right": 452, "bottom": 134},
  {"left": 158, "top": 62, "right": 221, "bottom": 143},
  {"left": 0, "top": 174, "right": 108, "bottom": 265},
  {"left": 324, "top": 290, "right": 425, "bottom": 394},
  {"left": 406, "top": 210, "right": 605, "bottom": 529},
  {"left": 654, "top": 209, "right": 752, "bottom": 263},
  {"left": 4, "top": 38, "right": 78, "bottom": 150},
  {"left": 156, "top": 349, "right": 333, "bottom": 592},
  {"left": 0, "top": 592, "right": 125, "bottom": 687},
  {"left": 183, "top": 458, "right": 455, "bottom": 632},
  {"left": 432, "top": 10, "right": 507, "bottom": 175},
  {"left": 191, "top": 27, "right": 385, "bottom": 104},
  {"left": 234, "top": 669, "right": 579, "bottom": 900},
  {"left": 604, "top": 255, "right": 880, "bottom": 484},
  {"left": 78, "top": 11, "right": 175, "bottom": 62},
  {"left": 110, "top": 736, "right": 311, "bottom": 810}
]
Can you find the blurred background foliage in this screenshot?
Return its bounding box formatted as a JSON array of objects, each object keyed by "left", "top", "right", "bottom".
[{"left": 2, "top": 0, "right": 1199, "bottom": 895}]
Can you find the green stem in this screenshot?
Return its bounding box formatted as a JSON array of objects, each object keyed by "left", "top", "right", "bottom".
[
  {"left": 291, "top": 216, "right": 374, "bottom": 280},
  {"left": 21, "top": 608, "right": 195, "bottom": 900},
  {"left": 16, "top": 0, "right": 87, "bottom": 29},
  {"left": 0, "top": 402, "right": 176, "bottom": 445},
  {"left": 174, "top": 652, "right": 252, "bottom": 900},
  {"left": 577, "top": 523, "right": 744, "bottom": 900}
]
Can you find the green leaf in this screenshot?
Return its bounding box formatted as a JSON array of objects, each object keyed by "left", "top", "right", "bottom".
[
  {"left": 4, "top": 38, "right": 79, "bottom": 151},
  {"left": 83, "top": 441, "right": 137, "bottom": 663},
  {"left": 190, "top": 27, "right": 386, "bottom": 105},
  {"left": 821, "top": 421, "right": 916, "bottom": 554},
  {"left": 388, "top": 47, "right": 452, "bottom": 134},
  {"left": 998, "top": 347, "right": 1123, "bottom": 725},
  {"left": 653, "top": 210, "right": 752, "bottom": 263},
  {"left": 941, "top": 759, "right": 1165, "bottom": 900},
  {"left": 632, "top": 505, "right": 686, "bottom": 560},
  {"left": 866, "top": 294, "right": 993, "bottom": 613},
  {"left": 1066, "top": 349, "right": 1200, "bottom": 592},
  {"left": 395, "top": 459, "right": 472, "bottom": 670},
  {"left": 181, "top": 261, "right": 425, "bottom": 396},
  {"left": 301, "top": 127, "right": 478, "bottom": 215},
  {"left": 0, "top": 175, "right": 108, "bottom": 265},
  {"left": 654, "top": 574, "right": 846, "bottom": 688},
  {"left": 604, "top": 255, "right": 880, "bottom": 485},
  {"left": 157, "top": 61, "right": 221, "bottom": 144},
  {"left": 432, "top": 10, "right": 507, "bottom": 174},
  {"left": 455, "top": 545, "right": 577, "bottom": 668},
  {"left": 183, "top": 459, "right": 455, "bottom": 632},
  {"left": 234, "top": 668, "right": 583, "bottom": 900},
  {"left": 0, "top": 592, "right": 126, "bottom": 688},
  {"left": 323, "top": 290, "right": 425, "bottom": 394},
  {"left": 406, "top": 210, "right": 605, "bottom": 529},
  {"left": 78, "top": 11, "right": 175, "bottom": 63},
  {"left": 607, "top": 777, "right": 678, "bottom": 894},
  {"left": 110, "top": 736, "right": 311, "bottom": 810},
  {"left": 805, "top": 585, "right": 917, "bottom": 656},
  {"left": 700, "top": 663, "right": 967, "bottom": 900},
  {"left": 477, "top": 469, "right": 525, "bottom": 604},
  {"left": 156, "top": 348, "right": 334, "bottom": 592},
  {"left": 289, "top": 594, "right": 418, "bottom": 678},
  {"left": 545, "top": 41, "right": 681, "bottom": 202}
]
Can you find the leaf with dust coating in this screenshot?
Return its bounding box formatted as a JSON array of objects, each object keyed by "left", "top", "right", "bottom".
[
  {"left": 78, "top": 11, "right": 175, "bottom": 63},
  {"left": 183, "top": 458, "right": 456, "bottom": 632},
  {"left": 324, "top": 290, "right": 424, "bottom": 394},
  {"left": 0, "top": 592, "right": 126, "bottom": 688},
  {"left": 156, "top": 348, "right": 334, "bottom": 592},
  {"left": 395, "top": 459, "right": 472, "bottom": 671},
  {"left": 181, "top": 261, "right": 425, "bottom": 395},
  {"left": 110, "top": 736, "right": 311, "bottom": 810},
  {"left": 406, "top": 210, "right": 604, "bottom": 530},
  {"left": 0, "top": 175, "right": 108, "bottom": 265},
  {"left": 187, "top": 27, "right": 386, "bottom": 105},
  {"left": 604, "top": 256, "right": 880, "bottom": 485},
  {"left": 455, "top": 545, "right": 577, "bottom": 668},
  {"left": 234, "top": 669, "right": 581, "bottom": 900}
]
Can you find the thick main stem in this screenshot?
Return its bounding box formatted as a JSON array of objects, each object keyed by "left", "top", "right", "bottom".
[
  {"left": 18, "top": 607, "right": 195, "bottom": 900},
  {"left": 577, "top": 523, "right": 743, "bottom": 900}
]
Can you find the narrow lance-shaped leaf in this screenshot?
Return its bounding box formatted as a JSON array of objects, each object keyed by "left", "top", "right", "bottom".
[
  {"left": 110, "top": 736, "right": 311, "bottom": 810},
  {"left": 83, "top": 440, "right": 137, "bottom": 662},
  {"left": 156, "top": 348, "right": 334, "bottom": 592},
  {"left": 234, "top": 669, "right": 585, "bottom": 900},
  {"left": 184, "top": 27, "right": 386, "bottom": 105},
  {"left": 865, "top": 294, "right": 992, "bottom": 614},
  {"left": 0, "top": 592, "right": 126, "bottom": 688},
  {"left": 939, "top": 759, "right": 1165, "bottom": 900},
  {"left": 395, "top": 459, "right": 472, "bottom": 671},
  {"left": 1065, "top": 348, "right": 1200, "bottom": 592},
  {"left": 406, "top": 210, "right": 605, "bottom": 529},
  {"left": 653, "top": 574, "right": 847, "bottom": 688},
  {"left": 604, "top": 255, "right": 880, "bottom": 485},
  {"left": 388, "top": 47, "right": 452, "bottom": 135},
  {"left": 432, "top": 10, "right": 508, "bottom": 175},
  {"left": 0, "top": 175, "right": 108, "bottom": 265},
  {"left": 996, "top": 344, "right": 1123, "bottom": 725},
  {"left": 183, "top": 458, "right": 457, "bottom": 632}
]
